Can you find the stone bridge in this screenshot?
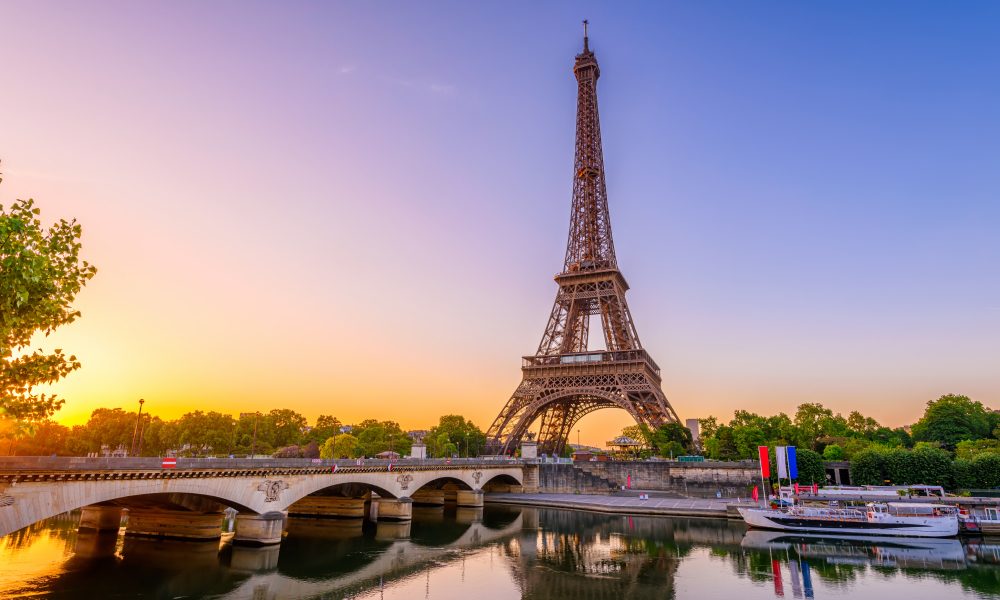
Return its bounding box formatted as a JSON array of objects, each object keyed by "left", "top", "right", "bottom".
[{"left": 0, "top": 457, "right": 537, "bottom": 544}]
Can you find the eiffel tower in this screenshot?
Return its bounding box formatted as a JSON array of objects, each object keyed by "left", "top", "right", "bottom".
[{"left": 485, "top": 24, "right": 680, "bottom": 456}]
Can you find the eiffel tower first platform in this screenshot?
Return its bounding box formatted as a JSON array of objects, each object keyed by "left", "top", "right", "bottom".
[{"left": 485, "top": 26, "right": 680, "bottom": 457}]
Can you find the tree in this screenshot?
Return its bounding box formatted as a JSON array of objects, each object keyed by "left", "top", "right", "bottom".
[
  {"left": 173, "top": 411, "right": 236, "bottom": 456},
  {"left": 697, "top": 416, "right": 719, "bottom": 440},
  {"left": 648, "top": 423, "right": 694, "bottom": 458},
  {"left": 303, "top": 414, "right": 341, "bottom": 445},
  {"left": 822, "top": 444, "right": 845, "bottom": 461},
  {"left": 910, "top": 394, "right": 993, "bottom": 449},
  {"left": 65, "top": 408, "right": 138, "bottom": 455},
  {"left": 1, "top": 190, "right": 97, "bottom": 425},
  {"left": 263, "top": 409, "right": 308, "bottom": 449},
  {"left": 793, "top": 403, "right": 846, "bottom": 450},
  {"left": 320, "top": 433, "right": 359, "bottom": 459},
  {"left": 352, "top": 419, "right": 411, "bottom": 457},
  {"left": 955, "top": 439, "right": 1000, "bottom": 461},
  {"left": 425, "top": 415, "right": 486, "bottom": 457},
  {"left": 4, "top": 419, "right": 69, "bottom": 455}
]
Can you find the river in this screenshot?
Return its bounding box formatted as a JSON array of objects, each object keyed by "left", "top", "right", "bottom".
[{"left": 1, "top": 505, "right": 998, "bottom": 599}]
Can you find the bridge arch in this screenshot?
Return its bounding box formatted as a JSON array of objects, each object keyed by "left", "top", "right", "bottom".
[{"left": 0, "top": 478, "right": 266, "bottom": 536}]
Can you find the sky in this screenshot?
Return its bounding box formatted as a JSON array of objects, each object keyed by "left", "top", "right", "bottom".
[{"left": 1, "top": 1, "right": 997, "bottom": 447}]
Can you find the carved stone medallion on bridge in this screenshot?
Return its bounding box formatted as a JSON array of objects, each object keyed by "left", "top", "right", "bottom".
[
  {"left": 396, "top": 473, "right": 414, "bottom": 490},
  {"left": 472, "top": 471, "right": 483, "bottom": 485},
  {"left": 257, "top": 479, "right": 289, "bottom": 502}
]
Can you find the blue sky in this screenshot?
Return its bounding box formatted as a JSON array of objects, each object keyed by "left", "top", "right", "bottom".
[{"left": 1, "top": 1, "right": 997, "bottom": 441}]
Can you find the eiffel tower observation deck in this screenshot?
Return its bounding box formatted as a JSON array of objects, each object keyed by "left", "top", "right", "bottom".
[{"left": 485, "top": 24, "right": 680, "bottom": 457}]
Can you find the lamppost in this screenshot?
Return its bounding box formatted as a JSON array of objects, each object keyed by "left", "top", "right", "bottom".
[
  {"left": 136, "top": 412, "right": 151, "bottom": 456},
  {"left": 250, "top": 412, "right": 260, "bottom": 459},
  {"left": 577, "top": 429, "right": 581, "bottom": 448},
  {"left": 331, "top": 421, "right": 345, "bottom": 459},
  {"left": 465, "top": 433, "right": 470, "bottom": 458},
  {"left": 129, "top": 399, "right": 145, "bottom": 456}
]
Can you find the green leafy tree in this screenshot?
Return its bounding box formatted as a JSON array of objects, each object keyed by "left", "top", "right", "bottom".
[
  {"left": 174, "top": 411, "right": 237, "bottom": 456},
  {"left": 704, "top": 425, "right": 739, "bottom": 460},
  {"left": 425, "top": 415, "right": 486, "bottom": 457},
  {"left": 648, "top": 422, "right": 694, "bottom": 457},
  {"left": 263, "top": 408, "right": 308, "bottom": 449},
  {"left": 697, "top": 416, "right": 719, "bottom": 440},
  {"left": 822, "top": 444, "right": 845, "bottom": 460},
  {"left": 320, "top": 432, "right": 359, "bottom": 458},
  {"left": 352, "top": 419, "right": 411, "bottom": 457},
  {"left": 65, "top": 408, "right": 139, "bottom": 455},
  {"left": 910, "top": 394, "right": 993, "bottom": 449},
  {"left": 955, "top": 439, "right": 1000, "bottom": 461},
  {"left": 303, "top": 414, "right": 341, "bottom": 445},
  {"left": 1, "top": 190, "right": 97, "bottom": 426}
]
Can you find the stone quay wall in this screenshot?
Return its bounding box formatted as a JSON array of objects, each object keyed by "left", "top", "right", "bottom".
[{"left": 538, "top": 461, "right": 759, "bottom": 498}]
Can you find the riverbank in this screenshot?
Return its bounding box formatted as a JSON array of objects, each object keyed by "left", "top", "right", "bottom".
[{"left": 486, "top": 492, "right": 750, "bottom": 519}]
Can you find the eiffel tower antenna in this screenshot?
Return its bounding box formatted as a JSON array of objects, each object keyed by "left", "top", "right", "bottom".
[{"left": 485, "top": 28, "right": 680, "bottom": 456}]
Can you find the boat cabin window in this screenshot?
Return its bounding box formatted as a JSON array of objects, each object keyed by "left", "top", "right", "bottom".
[{"left": 987, "top": 508, "right": 1000, "bottom": 521}]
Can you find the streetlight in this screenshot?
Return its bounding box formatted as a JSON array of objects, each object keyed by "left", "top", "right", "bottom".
[
  {"left": 137, "top": 413, "right": 151, "bottom": 457},
  {"left": 331, "top": 420, "right": 345, "bottom": 459},
  {"left": 250, "top": 412, "right": 260, "bottom": 459},
  {"left": 129, "top": 399, "right": 145, "bottom": 456}
]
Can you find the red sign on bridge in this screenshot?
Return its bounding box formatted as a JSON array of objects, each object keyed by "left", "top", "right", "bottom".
[{"left": 161, "top": 457, "right": 177, "bottom": 469}]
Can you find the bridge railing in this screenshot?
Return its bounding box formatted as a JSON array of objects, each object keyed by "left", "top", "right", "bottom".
[{"left": 0, "top": 456, "right": 525, "bottom": 472}]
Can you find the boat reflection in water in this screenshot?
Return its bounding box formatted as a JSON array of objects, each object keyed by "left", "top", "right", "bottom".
[{"left": 1, "top": 506, "right": 999, "bottom": 598}]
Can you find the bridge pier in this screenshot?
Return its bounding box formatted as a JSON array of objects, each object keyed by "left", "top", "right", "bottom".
[
  {"left": 522, "top": 464, "right": 540, "bottom": 493},
  {"left": 288, "top": 495, "right": 368, "bottom": 518},
  {"left": 411, "top": 489, "right": 446, "bottom": 506},
  {"left": 125, "top": 508, "right": 225, "bottom": 540},
  {"left": 233, "top": 511, "right": 286, "bottom": 546},
  {"left": 455, "top": 489, "right": 484, "bottom": 508},
  {"left": 78, "top": 505, "right": 123, "bottom": 533},
  {"left": 372, "top": 497, "right": 412, "bottom": 521}
]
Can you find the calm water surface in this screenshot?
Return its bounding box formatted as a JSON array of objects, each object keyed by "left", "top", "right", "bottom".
[{"left": 2, "top": 506, "right": 999, "bottom": 599}]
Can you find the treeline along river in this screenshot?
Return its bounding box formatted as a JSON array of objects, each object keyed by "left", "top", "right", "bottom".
[{"left": 1, "top": 506, "right": 999, "bottom": 599}]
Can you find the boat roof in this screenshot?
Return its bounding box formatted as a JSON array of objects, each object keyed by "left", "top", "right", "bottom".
[{"left": 883, "top": 502, "right": 951, "bottom": 508}]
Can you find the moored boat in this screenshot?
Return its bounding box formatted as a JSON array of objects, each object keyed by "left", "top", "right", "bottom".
[{"left": 738, "top": 502, "right": 958, "bottom": 538}]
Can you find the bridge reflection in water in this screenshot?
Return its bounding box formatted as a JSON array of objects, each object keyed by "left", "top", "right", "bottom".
[{"left": 2, "top": 507, "right": 1000, "bottom": 599}]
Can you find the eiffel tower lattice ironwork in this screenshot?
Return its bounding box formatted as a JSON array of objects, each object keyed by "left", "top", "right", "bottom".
[{"left": 485, "top": 26, "right": 680, "bottom": 457}]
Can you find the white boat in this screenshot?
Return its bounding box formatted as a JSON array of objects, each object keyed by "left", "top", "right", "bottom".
[{"left": 738, "top": 502, "right": 958, "bottom": 538}]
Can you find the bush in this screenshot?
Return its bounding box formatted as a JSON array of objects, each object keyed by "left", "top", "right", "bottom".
[
  {"left": 797, "top": 449, "right": 826, "bottom": 485},
  {"left": 907, "top": 446, "right": 952, "bottom": 486},
  {"left": 972, "top": 454, "right": 1000, "bottom": 489},
  {"left": 272, "top": 445, "right": 301, "bottom": 458},
  {"left": 850, "top": 449, "right": 884, "bottom": 486},
  {"left": 952, "top": 458, "right": 976, "bottom": 490}
]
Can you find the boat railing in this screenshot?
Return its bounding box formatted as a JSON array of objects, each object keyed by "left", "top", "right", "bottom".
[{"left": 789, "top": 506, "right": 867, "bottom": 521}]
